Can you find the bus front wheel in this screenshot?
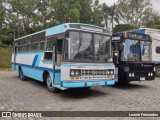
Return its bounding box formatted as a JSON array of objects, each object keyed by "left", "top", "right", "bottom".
[
  {"left": 46, "top": 74, "right": 59, "bottom": 93},
  {"left": 156, "top": 65, "right": 160, "bottom": 77}
]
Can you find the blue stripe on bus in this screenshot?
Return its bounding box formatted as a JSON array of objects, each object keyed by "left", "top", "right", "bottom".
[
  {"left": 12, "top": 63, "right": 60, "bottom": 73},
  {"left": 61, "top": 79, "right": 115, "bottom": 88},
  {"left": 32, "top": 55, "right": 39, "bottom": 67}
]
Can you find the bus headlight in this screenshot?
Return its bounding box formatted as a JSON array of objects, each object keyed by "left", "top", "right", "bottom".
[
  {"left": 148, "top": 73, "right": 151, "bottom": 76},
  {"left": 148, "top": 72, "right": 153, "bottom": 76},
  {"left": 71, "top": 71, "right": 75, "bottom": 76},
  {"left": 70, "top": 70, "right": 81, "bottom": 77},
  {"left": 75, "top": 71, "right": 80, "bottom": 75},
  {"left": 107, "top": 69, "right": 114, "bottom": 75},
  {"left": 108, "top": 58, "right": 113, "bottom": 62},
  {"left": 129, "top": 73, "right": 134, "bottom": 77}
]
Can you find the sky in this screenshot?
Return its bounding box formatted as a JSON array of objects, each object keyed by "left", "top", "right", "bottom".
[{"left": 99, "top": 0, "right": 160, "bottom": 14}]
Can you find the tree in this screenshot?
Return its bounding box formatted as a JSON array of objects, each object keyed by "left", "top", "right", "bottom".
[
  {"left": 146, "top": 12, "right": 160, "bottom": 29},
  {"left": 78, "top": 0, "right": 92, "bottom": 23},
  {"left": 116, "top": 0, "right": 154, "bottom": 29},
  {"left": 101, "top": 3, "right": 119, "bottom": 31},
  {"left": 91, "top": 0, "right": 103, "bottom": 26},
  {"left": 113, "top": 24, "right": 132, "bottom": 33},
  {"left": 0, "top": 0, "right": 104, "bottom": 47},
  {"left": 0, "top": 1, "right": 12, "bottom": 47},
  {"left": 53, "top": 0, "right": 81, "bottom": 24}
]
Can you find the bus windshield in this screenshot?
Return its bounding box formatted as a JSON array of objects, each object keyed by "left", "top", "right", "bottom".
[
  {"left": 65, "top": 31, "right": 111, "bottom": 63},
  {"left": 140, "top": 41, "right": 152, "bottom": 61},
  {"left": 121, "top": 39, "right": 151, "bottom": 62}
]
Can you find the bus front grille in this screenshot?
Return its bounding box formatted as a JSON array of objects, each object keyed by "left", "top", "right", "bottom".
[
  {"left": 130, "top": 67, "right": 153, "bottom": 72},
  {"left": 81, "top": 70, "right": 107, "bottom": 76}
]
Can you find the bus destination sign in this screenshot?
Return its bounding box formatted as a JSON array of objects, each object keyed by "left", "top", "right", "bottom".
[{"left": 128, "top": 32, "right": 150, "bottom": 41}]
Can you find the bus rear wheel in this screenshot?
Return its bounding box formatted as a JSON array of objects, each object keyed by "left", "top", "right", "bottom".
[
  {"left": 46, "top": 74, "right": 59, "bottom": 93},
  {"left": 156, "top": 65, "right": 160, "bottom": 77},
  {"left": 19, "top": 68, "right": 26, "bottom": 81}
]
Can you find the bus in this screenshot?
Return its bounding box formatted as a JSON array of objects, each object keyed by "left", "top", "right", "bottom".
[
  {"left": 112, "top": 31, "right": 155, "bottom": 83},
  {"left": 136, "top": 28, "right": 160, "bottom": 76},
  {"left": 12, "top": 23, "right": 116, "bottom": 92}
]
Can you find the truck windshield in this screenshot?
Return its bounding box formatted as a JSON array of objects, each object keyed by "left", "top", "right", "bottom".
[
  {"left": 65, "top": 31, "right": 111, "bottom": 63},
  {"left": 121, "top": 39, "right": 151, "bottom": 62}
]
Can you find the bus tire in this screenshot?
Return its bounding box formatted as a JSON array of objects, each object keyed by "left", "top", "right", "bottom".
[
  {"left": 19, "top": 67, "right": 26, "bottom": 81},
  {"left": 156, "top": 65, "right": 160, "bottom": 77},
  {"left": 46, "top": 74, "right": 59, "bottom": 93}
]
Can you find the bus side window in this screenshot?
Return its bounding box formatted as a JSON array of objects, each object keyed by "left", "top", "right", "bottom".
[
  {"left": 156, "top": 46, "right": 160, "bottom": 54},
  {"left": 17, "top": 39, "right": 25, "bottom": 52},
  {"left": 44, "top": 37, "right": 55, "bottom": 60},
  {"left": 44, "top": 52, "right": 53, "bottom": 60},
  {"left": 39, "top": 32, "right": 45, "bottom": 51}
]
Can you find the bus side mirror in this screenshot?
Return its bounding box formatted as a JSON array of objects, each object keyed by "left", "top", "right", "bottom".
[{"left": 56, "top": 54, "right": 61, "bottom": 66}]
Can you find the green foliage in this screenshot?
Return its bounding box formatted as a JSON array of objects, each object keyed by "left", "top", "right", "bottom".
[
  {"left": 101, "top": 3, "right": 119, "bottom": 30},
  {"left": 78, "top": 0, "right": 93, "bottom": 23},
  {"left": 113, "top": 24, "right": 133, "bottom": 33},
  {"left": 53, "top": 0, "right": 81, "bottom": 23},
  {"left": 91, "top": 0, "right": 103, "bottom": 26},
  {"left": 116, "top": 0, "right": 155, "bottom": 29},
  {"left": 0, "top": 0, "right": 104, "bottom": 48},
  {"left": 146, "top": 12, "right": 160, "bottom": 29},
  {"left": 0, "top": 47, "right": 12, "bottom": 68}
]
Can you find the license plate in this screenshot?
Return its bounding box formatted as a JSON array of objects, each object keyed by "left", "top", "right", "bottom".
[
  {"left": 92, "top": 82, "right": 99, "bottom": 86},
  {"left": 140, "top": 77, "right": 145, "bottom": 80}
]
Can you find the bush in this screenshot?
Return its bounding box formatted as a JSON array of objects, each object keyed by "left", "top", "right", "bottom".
[{"left": 0, "top": 46, "right": 12, "bottom": 68}]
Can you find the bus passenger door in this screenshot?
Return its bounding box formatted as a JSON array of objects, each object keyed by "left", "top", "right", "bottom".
[
  {"left": 52, "top": 45, "right": 56, "bottom": 84},
  {"left": 53, "top": 39, "right": 63, "bottom": 85},
  {"left": 14, "top": 46, "right": 17, "bottom": 71}
]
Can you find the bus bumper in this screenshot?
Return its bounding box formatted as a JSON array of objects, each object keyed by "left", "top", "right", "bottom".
[{"left": 61, "top": 80, "right": 115, "bottom": 88}]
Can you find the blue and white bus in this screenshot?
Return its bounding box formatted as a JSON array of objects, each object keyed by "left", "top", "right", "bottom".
[
  {"left": 136, "top": 28, "right": 160, "bottom": 76},
  {"left": 12, "top": 23, "right": 116, "bottom": 92}
]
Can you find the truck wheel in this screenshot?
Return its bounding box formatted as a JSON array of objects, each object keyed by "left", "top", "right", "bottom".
[
  {"left": 156, "top": 65, "right": 160, "bottom": 77},
  {"left": 46, "top": 74, "right": 59, "bottom": 93}
]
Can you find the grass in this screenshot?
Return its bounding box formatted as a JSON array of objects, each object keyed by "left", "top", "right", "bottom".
[{"left": 0, "top": 46, "right": 12, "bottom": 68}]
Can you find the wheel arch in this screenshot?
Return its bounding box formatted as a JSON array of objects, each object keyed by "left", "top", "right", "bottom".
[
  {"left": 43, "top": 70, "right": 50, "bottom": 82},
  {"left": 18, "top": 66, "right": 22, "bottom": 71}
]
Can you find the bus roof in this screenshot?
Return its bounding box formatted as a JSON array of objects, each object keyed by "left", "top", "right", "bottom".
[
  {"left": 15, "top": 23, "right": 110, "bottom": 41},
  {"left": 139, "top": 28, "right": 160, "bottom": 32},
  {"left": 15, "top": 30, "right": 46, "bottom": 41}
]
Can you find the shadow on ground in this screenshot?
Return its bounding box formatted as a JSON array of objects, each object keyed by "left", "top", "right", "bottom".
[
  {"left": 109, "top": 82, "right": 150, "bottom": 90},
  {"left": 58, "top": 87, "right": 107, "bottom": 99},
  {"left": 14, "top": 75, "right": 108, "bottom": 99}
]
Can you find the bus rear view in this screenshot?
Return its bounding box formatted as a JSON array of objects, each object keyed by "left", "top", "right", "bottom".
[{"left": 112, "top": 31, "right": 155, "bottom": 83}]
